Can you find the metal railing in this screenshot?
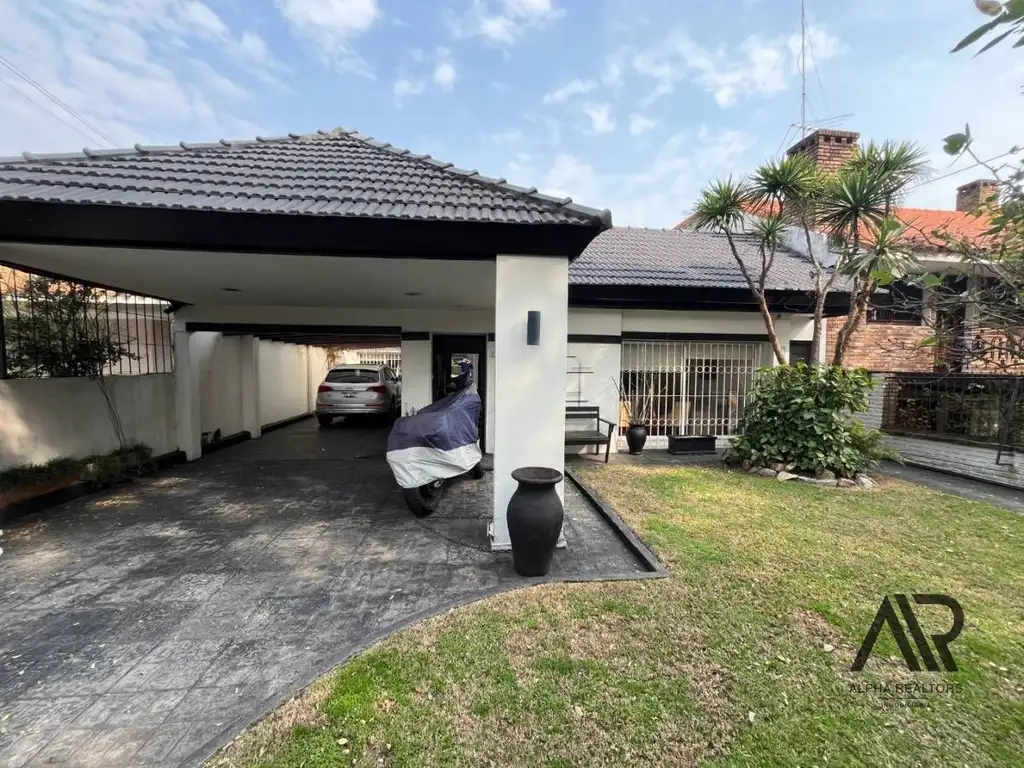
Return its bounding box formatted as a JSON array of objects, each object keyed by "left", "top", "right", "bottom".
[
  {"left": 881, "top": 372, "right": 1024, "bottom": 450},
  {"left": 0, "top": 267, "right": 174, "bottom": 378},
  {"left": 620, "top": 340, "right": 773, "bottom": 439}
]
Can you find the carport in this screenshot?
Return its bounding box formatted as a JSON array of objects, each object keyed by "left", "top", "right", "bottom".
[{"left": 0, "top": 129, "right": 611, "bottom": 548}]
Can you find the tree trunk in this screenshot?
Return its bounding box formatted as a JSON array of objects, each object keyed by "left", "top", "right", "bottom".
[{"left": 723, "top": 230, "right": 787, "bottom": 364}]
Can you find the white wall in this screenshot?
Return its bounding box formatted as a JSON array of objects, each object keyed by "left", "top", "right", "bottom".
[
  {"left": 492, "top": 255, "right": 569, "bottom": 548},
  {"left": 622, "top": 310, "right": 774, "bottom": 334},
  {"left": 258, "top": 341, "right": 314, "bottom": 426},
  {"left": 0, "top": 375, "right": 176, "bottom": 469},
  {"left": 192, "top": 331, "right": 244, "bottom": 438},
  {"left": 399, "top": 338, "right": 432, "bottom": 416},
  {"left": 176, "top": 304, "right": 493, "bottom": 333}
]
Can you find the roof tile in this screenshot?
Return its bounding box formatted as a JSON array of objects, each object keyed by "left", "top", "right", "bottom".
[
  {"left": 571, "top": 227, "right": 832, "bottom": 292},
  {"left": 0, "top": 131, "right": 611, "bottom": 229}
]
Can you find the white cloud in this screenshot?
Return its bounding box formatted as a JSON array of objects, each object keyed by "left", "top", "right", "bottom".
[
  {"left": 633, "top": 23, "right": 843, "bottom": 107},
  {"left": 393, "top": 77, "right": 427, "bottom": 103},
  {"left": 583, "top": 103, "right": 615, "bottom": 134},
  {"left": 628, "top": 114, "right": 657, "bottom": 135},
  {"left": 0, "top": 2, "right": 268, "bottom": 155},
  {"left": 449, "top": 0, "right": 564, "bottom": 46},
  {"left": 542, "top": 78, "right": 597, "bottom": 104},
  {"left": 178, "top": 0, "right": 228, "bottom": 39},
  {"left": 507, "top": 127, "right": 756, "bottom": 227},
  {"left": 275, "top": 0, "right": 380, "bottom": 76},
  {"left": 488, "top": 129, "right": 524, "bottom": 145},
  {"left": 433, "top": 47, "right": 457, "bottom": 91}
]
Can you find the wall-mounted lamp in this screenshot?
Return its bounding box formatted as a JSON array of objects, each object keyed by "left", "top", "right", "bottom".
[{"left": 526, "top": 310, "right": 541, "bottom": 346}]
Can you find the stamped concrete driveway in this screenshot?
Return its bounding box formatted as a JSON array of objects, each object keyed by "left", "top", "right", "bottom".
[{"left": 0, "top": 418, "right": 647, "bottom": 767}]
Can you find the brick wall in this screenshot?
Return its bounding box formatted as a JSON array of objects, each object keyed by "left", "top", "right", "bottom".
[
  {"left": 786, "top": 129, "right": 859, "bottom": 174},
  {"left": 827, "top": 316, "right": 935, "bottom": 372}
]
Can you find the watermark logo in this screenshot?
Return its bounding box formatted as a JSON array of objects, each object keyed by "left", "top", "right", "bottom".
[{"left": 851, "top": 594, "right": 964, "bottom": 672}]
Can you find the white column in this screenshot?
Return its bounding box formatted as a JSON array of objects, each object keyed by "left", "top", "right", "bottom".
[
  {"left": 174, "top": 329, "right": 202, "bottom": 460},
  {"left": 305, "top": 345, "right": 314, "bottom": 413},
  {"left": 492, "top": 255, "right": 569, "bottom": 550},
  {"left": 239, "top": 335, "right": 261, "bottom": 438},
  {"left": 399, "top": 335, "right": 432, "bottom": 416}
]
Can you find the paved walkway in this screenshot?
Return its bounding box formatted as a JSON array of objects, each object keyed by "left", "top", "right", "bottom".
[
  {"left": 876, "top": 461, "right": 1024, "bottom": 515},
  {"left": 0, "top": 419, "right": 647, "bottom": 767}
]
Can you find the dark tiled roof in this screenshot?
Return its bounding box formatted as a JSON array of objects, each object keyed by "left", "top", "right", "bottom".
[
  {"left": 571, "top": 227, "right": 823, "bottom": 291},
  {"left": 0, "top": 129, "right": 610, "bottom": 228}
]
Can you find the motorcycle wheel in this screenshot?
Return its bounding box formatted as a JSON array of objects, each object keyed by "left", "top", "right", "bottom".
[
  {"left": 403, "top": 480, "right": 443, "bottom": 518},
  {"left": 469, "top": 462, "right": 485, "bottom": 479}
]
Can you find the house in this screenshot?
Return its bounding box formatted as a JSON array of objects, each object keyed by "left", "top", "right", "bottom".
[
  {"left": 0, "top": 128, "right": 848, "bottom": 548},
  {"left": 677, "top": 128, "right": 998, "bottom": 373}
]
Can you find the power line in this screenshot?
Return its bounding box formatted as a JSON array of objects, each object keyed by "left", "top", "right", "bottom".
[
  {"left": 0, "top": 53, "right": 120, "bottom": 148},
  {"left": 0, "top": 76, "right": 102, "bottom": 147}
]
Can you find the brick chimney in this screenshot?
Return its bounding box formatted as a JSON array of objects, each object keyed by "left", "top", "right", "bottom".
[
  {"left": 956, "top": 179, "right": 999, "bottom": 212},
  {"left": 786, "top": 129, "right": 860, "bottom": 173}
]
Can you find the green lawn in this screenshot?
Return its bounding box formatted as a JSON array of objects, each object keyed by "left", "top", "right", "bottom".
[{"left": 210, "top": 466, "right": 1024, "bottom": 767}]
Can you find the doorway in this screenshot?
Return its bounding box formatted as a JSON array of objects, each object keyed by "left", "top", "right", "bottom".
[{"left": 432, "top": 334, "right": 487, "bottom": 439}]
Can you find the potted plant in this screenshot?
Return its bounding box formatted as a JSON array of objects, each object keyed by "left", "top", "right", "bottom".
[{"left": 614, "top": 376, "right": 655, "bottom": 455}]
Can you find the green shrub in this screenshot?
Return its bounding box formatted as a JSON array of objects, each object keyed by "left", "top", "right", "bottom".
[
  {"left": 848, "top": 419, "right": 902, "bottom": 465},
  {"left": 732, "top": 364, "right": 879, "bottom": 478},
  {"left": 0, "top": 456, "right": 84, "bottom": 493}
]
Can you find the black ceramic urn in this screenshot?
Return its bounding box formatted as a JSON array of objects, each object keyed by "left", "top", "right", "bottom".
[
  {"left": 506, "top": 467, "right": 564, "bottom": 577},
  {"left": 625, "top": 424, "right": 648, "bottom": 455}
]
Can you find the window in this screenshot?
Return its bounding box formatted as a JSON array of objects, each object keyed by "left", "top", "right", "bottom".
[
  {"left": 620, "top": 340, "right": 773, "bottom": 442},
  {"left": 789, "top": 341, "right": 813, "bottom": 365},
  {"left": 326, "top": 368, "right": 380, "bottom": 383},
  {"left": 868, "top": 280, "right": 924, "bottom": 325}
]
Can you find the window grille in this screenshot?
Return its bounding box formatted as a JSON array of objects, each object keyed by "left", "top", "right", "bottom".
[
  {"left": 0, "top": 266, "right": 174, "bottom": 378},
  {"left": 620, "top": 340, "right": 772, "bottom": 443},
  {"left": 352, "top": 347, "right": 402, "bottom": 376}
]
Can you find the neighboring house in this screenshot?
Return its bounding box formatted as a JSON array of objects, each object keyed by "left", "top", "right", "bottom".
[
  {"left": 677, "top": 128, "right": 998, "bottom": 373},
  {"left": 0, "top": 129, "right": 850, "bottom": 545}
]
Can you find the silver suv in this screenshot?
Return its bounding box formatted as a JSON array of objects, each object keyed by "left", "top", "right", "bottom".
[{"left": 316, "top": 364, "right": 401, "bottom": 427}]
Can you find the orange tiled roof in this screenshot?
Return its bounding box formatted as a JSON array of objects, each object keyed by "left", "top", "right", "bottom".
[{"left": 674, "top": 204, "right": 992, "bottom": 250}]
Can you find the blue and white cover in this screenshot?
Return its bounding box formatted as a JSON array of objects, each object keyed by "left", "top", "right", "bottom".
[{"left": 386, "top": 387, "right": 483, "bottom": 489}]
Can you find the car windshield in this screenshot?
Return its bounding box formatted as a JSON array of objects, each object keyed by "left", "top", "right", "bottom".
[{"left": 326, "top": 368, "right": 380, "bottom": 384}]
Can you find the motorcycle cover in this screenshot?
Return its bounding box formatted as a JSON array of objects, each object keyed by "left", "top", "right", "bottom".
[{"left": 386, "top": 387, "right": 483, "bottom": 489}]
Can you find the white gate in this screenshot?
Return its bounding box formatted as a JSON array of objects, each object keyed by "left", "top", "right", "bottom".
[{"left": 620, "top": 340, "right": 772, "bottom": 443}]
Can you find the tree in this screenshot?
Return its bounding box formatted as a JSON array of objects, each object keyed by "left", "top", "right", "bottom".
[
  {"left": 872, "top": 0, "right": 1024, "bottom": 372},
  {"left": 690, "top": 178, "right": 789, "bottom": 363},
  {"left": 2, "top": 274, "right": 136, "bottom": 446},
  {"left": 691, "top": 142, "right": 927, "bottom": 366}
]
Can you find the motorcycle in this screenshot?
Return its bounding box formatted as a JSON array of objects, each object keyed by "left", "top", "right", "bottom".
[{"left": 386, "top": 358, "right": 485, "bottom": 517}]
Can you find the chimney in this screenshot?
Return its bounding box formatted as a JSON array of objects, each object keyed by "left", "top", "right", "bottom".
[
  {"left": 786, "top": 129, "right": 860, "bottom": 173},
  {"left": 956, "top": 179, "right": 999, "bottom": 213}
]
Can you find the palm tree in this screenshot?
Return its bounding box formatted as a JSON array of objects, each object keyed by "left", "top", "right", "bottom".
[
  {"left": 691, "top": 177, "right": 788, "bottom": 363},
  {"left": 823, "top": 142, "right": 928, "bottom": 365},
  {"left": 747, "top": 154, "right": 831, "bottom": 360}
]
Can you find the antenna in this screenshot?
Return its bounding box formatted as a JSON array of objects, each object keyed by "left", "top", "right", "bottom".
[
  {"left": 800, "top": 0, "right": 807, "bottom": 138},
  {"left": 790, "top": 0, "right": 852, "bottom": 142}
]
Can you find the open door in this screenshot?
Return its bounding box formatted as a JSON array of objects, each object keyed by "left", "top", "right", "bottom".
[{"left": 432, "top": 334, "right": 487, "bottom": 439}]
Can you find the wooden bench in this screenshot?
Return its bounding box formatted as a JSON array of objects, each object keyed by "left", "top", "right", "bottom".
[{"left": 565, "top": 406, "right": 616, "bottom": 463}]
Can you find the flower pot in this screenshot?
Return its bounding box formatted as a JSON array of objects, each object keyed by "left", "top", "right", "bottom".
[
  {"left": 626, "top": 424, "right": 648, "bottom": 455},
  {"left": 506, "top": 467, "right": 564, "bottom": 577}
]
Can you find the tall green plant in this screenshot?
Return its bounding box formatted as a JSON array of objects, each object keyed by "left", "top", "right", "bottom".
[
  {"left": 731, "top": 364, "right": 878, "bottom": 478},
  {"left": 3, "top": 276, "right": 129, "bottom": 378}
]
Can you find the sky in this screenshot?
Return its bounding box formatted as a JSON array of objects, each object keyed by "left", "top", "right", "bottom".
[{"left": 0, "top": 0, "right": 1021, "bottom": 228}]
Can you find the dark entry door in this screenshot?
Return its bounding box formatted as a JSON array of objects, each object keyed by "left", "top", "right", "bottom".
[{"left": 432, "top": 334, "right": 487, "bottom": 438}]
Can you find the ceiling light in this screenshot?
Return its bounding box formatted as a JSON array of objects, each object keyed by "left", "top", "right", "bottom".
[
  {"left": 221, "top": 287, "right": 241, "bottom": 292},
  {"left": 404, "top": 291, "right": 422, "bottom": 296}
]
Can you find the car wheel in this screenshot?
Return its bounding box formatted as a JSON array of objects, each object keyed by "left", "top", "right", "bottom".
[{"left": 317, "top": 415, "right": 333, "bottom": 428}]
